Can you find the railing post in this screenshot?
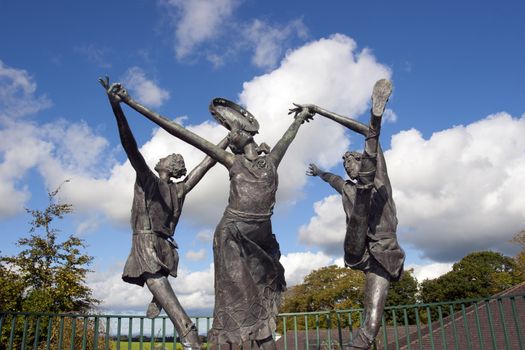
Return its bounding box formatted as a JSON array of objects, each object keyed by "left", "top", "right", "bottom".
[{"left": 497, "top": 298, "right": 510, "bottom": 350}]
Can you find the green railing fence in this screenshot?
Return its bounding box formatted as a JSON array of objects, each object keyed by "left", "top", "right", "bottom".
[{"left": 1, "top": 293, "right": 524, "bottom": 349}]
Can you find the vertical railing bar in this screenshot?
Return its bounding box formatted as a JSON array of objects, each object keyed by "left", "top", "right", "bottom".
[
  {"left": 460, "top": 304, "right": 472, "bottom": 350},
  {"left": 150, "top": 318, "right": 155, "bottom": 350},
  {"left": 8, "top": 315, "right": 16, "bottom": 350},
  {"left": 510, "top": 297, "right": 524, "bottom": 350},
  {"left": 327, "top": 313, "right": 332, "bottom": 349},
  {"left": 437, "top": 306, "right": 447, "bottom": 350},
  {"left": 162, "top": 317, "right": 166, "bottom": 348},
  {"left": 348, "top": 311, "right": 353, "bottom": 343},
  {"left": 33, "top": 315, "right": 42, "bottom": 350},
  {"left": 293, "top": 315, "right": 298, "bottom": 350},
  {"left": 104, "top": 317, "right": 110, "bottom": 350},
  {"left": 315, "top": 314, "right": 320, "bottom": 349},
  {"left": 46, "top": 315, "right": 53, "bottom": 350},
  {"left": 282, "top": 316, "right": 287, "bottom": 350},
  {"left": 82, "top": 316, "right": 89, "bottom": 350},
  {"left": 426, "top": 306, "right": 434, "bottom": 350},
  {"left": 21, "top": 314, "right": 29, "bottom": 349},
  {"left": 93, "top": 316, "right": 100, "bottom": 350},
  {"left": 139, "top": 317, "right": 144, "bottom": 350},
  {"left": 403, "top": 308, "right": 411, "bottom": 350},
  {"left": 496, "top": 298, "right": 510, "bottom": 350},
  {"left": 337, "top": 312, "right": 343, "bottom": 349},
  {"left": 58, "top": 316, "right": 65, "bottom": 350},
  {"left": 414, "top": 307, "right": 423, "bottom": 350},
  {"left": 128, "top": 317, "right": 133, "bottom": 350},
  {"left": 70, "top": 316, "right": 77, "bottom": 350},
  {"left": 117, "top": 317, "right": 122, "bottom": 350},
  {"left": 448, "top": 304, "right": 459, "bottom": 350},
  {"left": 304, "top": 315, "right": 309, "bottom": 350},
  {"left": 473, "top": 302, "right": 484, "bottom": 350},
  {"left": 381, "top": 313, "right": 387, "bottom": 350},
  {"left": 392, "top": 309, "right": 399, "bottom": 350},
  {"left": 484, "top": 300, "right": 497, "bottom": 350}
]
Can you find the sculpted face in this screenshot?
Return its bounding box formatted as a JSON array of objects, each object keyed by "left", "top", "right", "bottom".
[
  {"left": 228, "top": 128, "right": 254, "bottom": 154},
  {"left": 343, "top": 151, "right": 361, "bottom": 180}
]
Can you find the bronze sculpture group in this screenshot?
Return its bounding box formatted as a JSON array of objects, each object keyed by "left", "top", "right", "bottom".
[{"left": 100, "top": 77, "right": 405, "bottom": 350}]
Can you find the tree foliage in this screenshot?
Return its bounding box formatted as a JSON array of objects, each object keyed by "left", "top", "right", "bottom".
[
  {"left": 0, "top": 185, "right": 98, "bottom": 313},
  {"left": 420, "top": 251, "right": 520, "bottom": 303},
  {"left": 386, "top": 269, "right": 419, "bottom": 307},
  {"left": 280, "top": 265, "right": 366, "bottom": 314},
  {"left": 511, "top": 230, "right": 525, "bottom": 281}
]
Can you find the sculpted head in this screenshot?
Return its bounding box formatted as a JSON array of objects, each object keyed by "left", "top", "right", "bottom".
[
  {"left": 343, "top": 151, "right": 361, "bottom": 180},
  {"left": 155, "top": 153, "right": 187, "bottom": 179},
  {"left": 227, "top": 126, "right": 255, "bottom": 154}
]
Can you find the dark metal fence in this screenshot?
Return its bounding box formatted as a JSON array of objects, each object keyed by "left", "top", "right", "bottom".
[{"left": 1, "top": 293, "right": 524, "bottom": 349}]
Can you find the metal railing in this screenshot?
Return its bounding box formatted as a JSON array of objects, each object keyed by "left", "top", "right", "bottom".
[{"left": 1, "top": 293, "right": 524, "bottom": 349}]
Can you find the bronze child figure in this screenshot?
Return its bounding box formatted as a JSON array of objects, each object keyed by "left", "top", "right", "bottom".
[
  {"left": 100, "top": 77, "right": 228, "bottom": 349},
  {"left": 305, "top": 79, "right": 405, "bottom": 350}
]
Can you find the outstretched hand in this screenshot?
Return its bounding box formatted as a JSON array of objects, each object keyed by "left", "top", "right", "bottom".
[
  {"left": 306, "top": 163, "right": 322, "bottom": 177},
  {"left": 98, "top": 76, "right": 129, "bottom": 103},
  {"left": 289, "top": 103, "right": 315, "bottom": 124}
]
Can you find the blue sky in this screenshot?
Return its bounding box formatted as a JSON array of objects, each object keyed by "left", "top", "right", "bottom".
[{"left": 1, "top": 0, "right": 525, "bottom": 314}]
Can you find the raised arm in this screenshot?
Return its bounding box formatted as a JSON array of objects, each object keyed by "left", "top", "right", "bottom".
[
  {"left": 268, "top": 108, "right": 313, "bottom": 167},
  {"left": 310, "top": 105, "right": 368, "bottom": 136},
  {"left": 108, "top": 83, "right": 234, "bottom": 168},
  {"left": 180, "top": 136, "right": 230, "bottom": 195},
  {"left": 103, "top": 92, "right": 151, "bottom": 177},
  {"left": 307, "top": 163, "right": 345, "bottom": 194}
]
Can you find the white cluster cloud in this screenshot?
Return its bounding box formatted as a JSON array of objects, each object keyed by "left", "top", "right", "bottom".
[
  {"left": 186, "top": 248, "right": 207, "bottom": 261},
  {"left": 88, "top": 262, "right": 215, "bottom": 311},
  {"left": 299, "top": 111, "right": 525, "bottom": 262},
  {"left": 161, "top": 0, "right": 308, "bottom": 69},
  {"left": 280, "top": 251, "right": 335, "bottom": 286},
  {"left": 298, "top": 195, "right": 346, "bottom": 255},
  {"left": 388, "top": 112, "right": 525, "bottom": 261},
  {"left": 122, "top": 67, "right": 170, "bottom": 108},
  {"left": 162, "top": 0, "right": 240, "bottom": 59},
  {"left": 244, "top": 19, "right": 308, "bottom": 69},
  {"left": 406, "top": 262, "right": 453, "bottom": 282},
  {"left": 0, "top": 60, "right": 52, "bottom": 120}
]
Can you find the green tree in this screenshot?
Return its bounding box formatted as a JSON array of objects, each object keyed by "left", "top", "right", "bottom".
[
  {"left": 281, "top": 265, "right": 366, "bottom": 313},
  {"left": 386, "top": 269, "right": 418, "bottom": 307},
  {"left": 420, "top": 251, "right": 520, "bottom": 304},
  {"left": 511, "top": 230, "right": 525, "bottom": 281},
  {"left": 0, "top": 184, "right": 99, "bottom": 348}
]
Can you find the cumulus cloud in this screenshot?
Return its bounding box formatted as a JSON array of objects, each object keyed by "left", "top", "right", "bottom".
[
  {"left": 387, "top": 112, "right": 525, "bottom": 261},
  {"left": 243, "top": 19, "right": 308, "bottom": 69},
  {"left": 89, "top": 262, "right": 215, "bottom": 312},
  {"left": 186, "top": 248, "right": 207, "bottom": 261},
  {"left": 162, "top": 0, "right": 240, "bottom": 59},
  {"left": 298, "top": 195, "right": 346, "bottom": 254},
  {"left": 122, "top": 67, "right": 170, "bottom": 108},
  {"left": 281, "top": 251, "right": 335, "bottom": 286},
  {"left": 407, "top": 262, "right": 453, "bottom": 282},
  {"left": 161, "top": 0, "right": 308, "bottom": 69},
  {"left": 0, "top": 60, "right": 51, "bottom": 120}
]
